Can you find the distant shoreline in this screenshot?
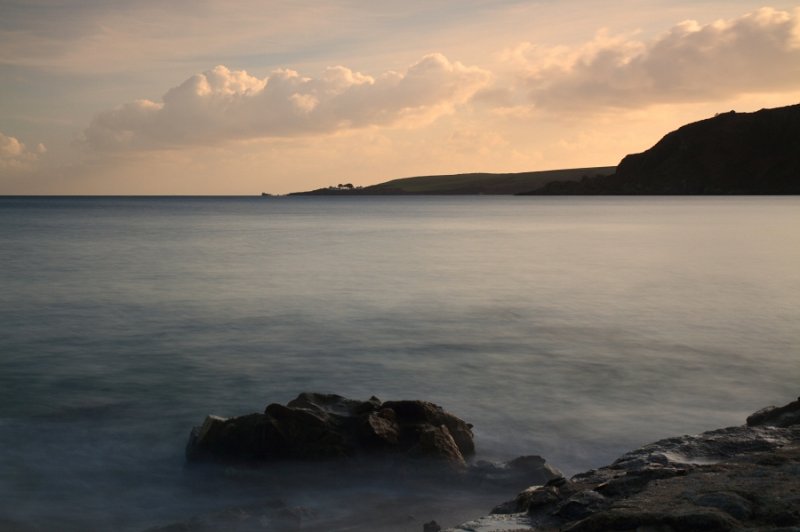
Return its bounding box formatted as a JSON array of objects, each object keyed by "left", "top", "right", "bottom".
[
  {"left": 286, "top": 167, "right": 615, "bottom": 196},
  {"left": 283, "top": 103, "right": 800, "bottom": 197}
]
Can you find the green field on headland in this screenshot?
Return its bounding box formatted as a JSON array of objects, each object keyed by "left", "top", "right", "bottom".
[{"left": 288, "top": 167, "right": 615, "bottom": 195}]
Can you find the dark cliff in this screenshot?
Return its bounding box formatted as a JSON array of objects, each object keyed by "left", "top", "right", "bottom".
[{"left": 526, "top": 103, "right": 800, "bottom": 195}]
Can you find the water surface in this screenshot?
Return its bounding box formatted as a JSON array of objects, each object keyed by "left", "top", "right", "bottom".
[{"left": 1, "top": 196, "right": 798, "bottom": 530}]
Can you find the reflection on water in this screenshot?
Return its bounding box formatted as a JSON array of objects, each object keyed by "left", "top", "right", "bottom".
[{"left": 1, "top": 196, "right": 799, "bottom": 530}]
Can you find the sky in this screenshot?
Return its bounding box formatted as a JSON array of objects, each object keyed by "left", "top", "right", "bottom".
[{"left": 1, "top": 1, "right": 800, "bottom": 194}]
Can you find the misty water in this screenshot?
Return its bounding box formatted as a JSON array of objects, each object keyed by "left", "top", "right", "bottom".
[{"left": 1, "top": 196, "right": 799, "bottom": 531}]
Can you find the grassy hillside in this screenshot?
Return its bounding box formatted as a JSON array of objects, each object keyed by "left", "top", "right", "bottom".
[{"left": 290, "top": 167, "right": 615, "bottom": 195}]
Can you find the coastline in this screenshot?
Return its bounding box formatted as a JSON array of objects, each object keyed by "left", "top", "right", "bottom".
[
  {"left": 142, "top": 396, "right": 800, "bottom": 531},
  {"left": 447, "top": 397, "right": 800, "bottom": 531}
]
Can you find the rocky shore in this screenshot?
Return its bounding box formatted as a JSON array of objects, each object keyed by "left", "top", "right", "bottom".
[
  {"left": 149, "top": 394, "right": 799, "bottom": 531},
  {"left": 448, "top": 396, "right": 800, "bottom": 531}
]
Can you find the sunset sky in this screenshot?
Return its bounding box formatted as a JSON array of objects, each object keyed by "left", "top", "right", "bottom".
[{"left": 2, "top": 1, "right": 800, "bottom": 194}]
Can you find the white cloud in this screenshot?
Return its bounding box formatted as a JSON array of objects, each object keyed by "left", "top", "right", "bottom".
[
  {"left": 511, "top": 7, "right": 800, "bottom": 109},
  {"left": 0, "top": 132, "right": 44, "bottom": 171},
  {"left": 83, "top": 54, "right": 491, "bottom": 150}
]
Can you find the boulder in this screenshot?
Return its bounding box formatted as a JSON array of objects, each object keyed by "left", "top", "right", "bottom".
[{"left": 186, "top": 393, "right": 475, "bottom": 468}]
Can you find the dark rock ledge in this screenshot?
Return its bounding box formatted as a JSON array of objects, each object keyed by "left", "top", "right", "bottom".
[{"left": 448, "top": 396, "right": 800, "bottom": 532}]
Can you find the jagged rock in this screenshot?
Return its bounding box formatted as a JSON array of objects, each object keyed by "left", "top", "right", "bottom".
[
  {"left": 382, "top": 400, "right": 476, "bottom": 457},
  {"left": 410, "top": 425, "right": 466, "bottom": 467},
  {"left": 747, "top": 396, "right": 800, "bottom": 428},
  {"left": 186, "top": 393, "right": 474, "bottom": 468},
  {"left": 450, "top": 395, "right": 800, "bottom": 532},
  {"left": 361, "top": 409, "right": 401, "bottom": 446}
]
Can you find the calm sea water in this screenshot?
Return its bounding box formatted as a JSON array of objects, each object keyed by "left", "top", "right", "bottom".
[{"left": 1, "top": 196, "right": 799, "bottom": 530}]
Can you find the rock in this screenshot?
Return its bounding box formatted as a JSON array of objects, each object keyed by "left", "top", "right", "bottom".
[
  {"left": 747, "top": 397, "right": 800, "bottom": 428},
  {"left": 491, "top": 475, "right": 575, "bottom": 515},
  {"left": 382, "top": 400, "right": 476, "bottom": 457},
  {"left": 507, "top": 455, "right": 563, "bottom": 482},
  {"left": 264, "top": 402, "right": 352, "bottom": 459},
  {"left": 554, "top": 490, "right": 607, "bottom": 521},
  {"left": 564, "top": 508, "right": 740, "bottom": 532},
  {"left": 186, "top": 413, "right": 282, "bottom": 462},
  {"left": 689, "top": 491, "right": 753, "bottom": 521},
  {"left": 361, "top": 409, "right": 401, "bottom": 447},
  {"left": 423, "top": 520, "right": 442, "bottom": 532},
  {"left": 447, "top": 513, "right": 536, "bottom": 532},
  {"left": 185, "top": 415, "right": 227, "bottom": 462},
  {"left": 186, "top": 393, "right": 474, "bottom": 469},
  {"left": 449, "top": 395, "right": 800, "bottom": 532},
  {"left": 472, "top": 455, "right": 563, "bottom": 497},
  {"left": 410, "top": 425, "right": 466, "bottom": 468},
  {"left": 286, "top": 392, "right": 381, "bottom": 417}
]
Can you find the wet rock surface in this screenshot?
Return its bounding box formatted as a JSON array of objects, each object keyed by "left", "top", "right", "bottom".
[
  {"left": 747, "top": 396, "right": 800, "bottom": 428},
  {"left": 186, "top": 393, "right": 477, "bottom": 468},
  {"left": 163, "top": 394, "right": 562, "bottom": 532},
  {"left": 449, "top": 396, "right": 800, "bottom": 531}
]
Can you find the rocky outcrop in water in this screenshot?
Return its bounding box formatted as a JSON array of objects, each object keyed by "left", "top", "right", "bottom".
[
  {"left": 186, "top": 393, "right": 476, "bottom": 468},
  {"left": 180, "top": 394, "right": 800, "bottom": 531},
  {"left": 448, "top": 396, "right": 800, "bottom": 531},
  {"left": 164, "top": 394, "right": 562, "bottom": 531}
]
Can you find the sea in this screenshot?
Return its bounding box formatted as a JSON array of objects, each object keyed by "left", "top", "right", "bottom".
[{"left": 1, "top": 196, "right": 798, "bottom": 531}]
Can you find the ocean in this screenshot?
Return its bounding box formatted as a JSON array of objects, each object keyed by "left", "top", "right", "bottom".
[{"left": 1, "top": 196, "right": 798, "bottom": 530}]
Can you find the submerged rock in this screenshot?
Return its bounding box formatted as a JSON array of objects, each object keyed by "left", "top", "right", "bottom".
[
  {"left": 448, "top": 395, "right": 800, "bottom": 531},
  {"left": 423, "top": 520, "right": 442, "bottom": 532},
  {"left": 186, "top": 393, "right": 476, "bottom": 468}
]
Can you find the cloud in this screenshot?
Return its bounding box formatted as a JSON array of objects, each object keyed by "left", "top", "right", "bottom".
[
  {"left": 0, "top": 131, "right": 45, "bottom": 171},
  {"left": 83, "top": 54, "right": 491, "bottom": 150},
  {"left": 512, "top": 7, "right": 800, "bottom": 109}
]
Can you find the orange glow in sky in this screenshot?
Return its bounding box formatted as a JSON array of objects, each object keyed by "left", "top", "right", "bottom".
[{"left": 1, "top": 2, "right": 800, "bottom": 194}]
